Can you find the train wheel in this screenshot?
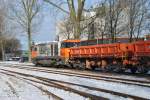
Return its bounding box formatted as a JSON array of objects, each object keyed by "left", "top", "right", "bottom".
[
  {"left": 137, "top": 66, "right": 149, "bottom": 74},
  {"left": 118, "top": 69, "right": 125, "bottom": 73},
  {"left": 91, "top": 66, "right": 96, "bottom": 70},
  {"left": 115, "top": 67, "right": 125, "bottom": 73},
  {"left": 110, "top": 64, "right": 123, "bottom": 73},
  {"left": 35, "top": 63, "right": 41, "bottom": 67},
  {"left": 72, "top": 64, "right": 80, "bottom": 69},
  {"left": 69, "top": 63, "right": 74, "bottom": 69},
  {"left": 78, "top": 63, "right": 86, "bottom": 70},
  {"left": 72, "top": 64, "right": 77, "bottom": 69},
  {"left": 130, "top": 67, "right": 137, "bottom": 73},
  {"left": 104, "top": 64, "right": 114, "bottom": 72}
]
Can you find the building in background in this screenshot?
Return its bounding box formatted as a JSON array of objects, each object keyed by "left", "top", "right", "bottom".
[{"left": 55, "top": 11, "right": 97, "bottom": 42}]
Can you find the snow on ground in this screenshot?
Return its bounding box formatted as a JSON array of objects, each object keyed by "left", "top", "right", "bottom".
[
  {"left": 0, "top": 69, "right": 130, "bottom": 100},
  {"left": 0, "top": 73, "right": 51, "bottom": 100},
  {"left": 0, "top": 72, "right": 88, "bottom": 100},
  {"left": 0, "top": 75, "right": 19, "bottom": 100},
  {"left": 0, "top": 61, "right": 34, "bottom": 66},
  {"left": 0, "top": 63, "right": 150, "bottom": 99},
  {"left": 52, "top": 82, "right": 132, "bottom": 100},
  {"left": 28, "top": 80, "right": 87, "bottom": 100},
  {"left": 0, "top": 61, "right": 150, "bottom": 100},
  {"left": 1, "top": 61, "right": 149, "bottom": 82},
  {"left": 0, "top": 71, "right": 130, "bottom": 100}
]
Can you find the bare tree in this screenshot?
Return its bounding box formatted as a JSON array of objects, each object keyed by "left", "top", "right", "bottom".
[
  {"left": 135, "top": 0, "right": 150, "bottom": 40},
  {"left": 44, "top": 0, "right": 86, "bottom": 39},
  {"left": 127, "top": 0, "right": 139, "bottom": 42},
  {"left": 95, "top": 1, "right": 109, "bottom": 43},
  {"left": 60, "top": 18, "right": 73, "bottom": 39},
  {"left": 11, "top": 0, "right": 41, "bottom": 62},
  {"left": 0, "top": 1, "right": 7, "bottom": 60},
  {"left": 5, "top": 38, "right": 21, "bottom": 56},
  {"left": 105, "top": 0, "right": 125, "bottom": 42},
  {"left": 89, "top": 0, "right": 126, "bottom": 43},
  {"left": 67, "top": 0, "right": 86, "bottom": 39},
  {"left": 125, "top": 0, "right": 150, "bottom": 42},
  {"left": 45, "top": 0, "right": 150, "bottom": 41}
]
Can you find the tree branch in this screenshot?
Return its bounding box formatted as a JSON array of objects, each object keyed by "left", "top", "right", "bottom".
[{"left": 44, "top": 0, "right": 69, "bottom": 14}]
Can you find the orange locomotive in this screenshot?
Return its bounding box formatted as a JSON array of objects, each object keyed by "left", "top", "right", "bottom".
[
  {"left": 32, "top": 38, "right": 150, "bottom": 73},
  {"left": 60, "top": 39, "right": 80, "bottom": 62},
  {"left": 60, "top": 38, "right": 150, "bottom": 73}
]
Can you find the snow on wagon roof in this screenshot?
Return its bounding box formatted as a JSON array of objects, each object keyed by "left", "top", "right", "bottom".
[{"left": 35, "top": 41, "right": 58, "bottom": 45}]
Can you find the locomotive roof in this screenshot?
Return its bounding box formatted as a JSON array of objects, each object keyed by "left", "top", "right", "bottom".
[
  {"left": 35, "top": 41, "right": 58, "bottom": 45},
  {"left": 62, "top": 39, "right": 80, "bottom": 42}
]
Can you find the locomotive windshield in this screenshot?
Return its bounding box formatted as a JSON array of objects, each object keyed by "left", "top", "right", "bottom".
[
  {"left": 61, "top": 42, "right": 79, "bottom": 48},
  {"left": 79, "top": 39, "right": 112, "bottom": 46}
]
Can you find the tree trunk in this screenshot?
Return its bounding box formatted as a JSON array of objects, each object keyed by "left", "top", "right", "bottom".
[
  {"left": 74, "top": 21, "right": 81, "bottom": 39},
  {"left": 129, "top": 25, "right": 134, "bottom": 42},
  {"left": 136, "top": 12, "right": 144, "bottom": 40},
  {"left": 102, "top": 32, "right": 104, "bottom": 44},
  {"left": 1, "top": 41, "right": 5, "bottom": 61},
  {"left": 109, "top": 0, "right": 114, "bottom": 43},
  {"left": 67, "top": 0, "right": 85, "bottom": 39},
  {"left": 28, "top": 24, "right": 32, "bottom": 62},
  {"left": 88, "top": 23, "right": 95, "bottom": 40}
]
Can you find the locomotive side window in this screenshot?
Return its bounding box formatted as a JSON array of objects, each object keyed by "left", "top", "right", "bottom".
[
  {"left": 61, "top": 42, "right": 79, "bottom": 48},
  {"left": 34, "top": 47, "right": 37, "bottom": 51},
  {"left": 32, "top": 47, "right": 37, "bottom": 51},
  {"left": 80, "top": 39, "right": 112, "bottom": 46},
  {"left": 88, "top": 40, "right": 97, "bottom": 45},
  {"left": 80, "top": 41, "right": 88, "bottom": 46}
]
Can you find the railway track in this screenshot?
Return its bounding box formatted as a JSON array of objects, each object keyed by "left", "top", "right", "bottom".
[
  {"left": 3, "top": 64, "right": 150, "bottom": 88},
  {"left": 0, "top": 70, "right": 108, "bottom": 100},
  {"left": 0, "top": 69, "right": 149, "bottom": 100},
  {"left": 2, "top": 63, "right": 150, "bottom": 79},
  {"left": 8, "top": 63, "right": 150, "bottom": 78},
  {"left": 0, "top": 72, "right": 63, "bottom": 100},
  {"left": 10, "top": 63, "right": 150, "bottom": 77},
  {"left": 23, "top": 80, "right": 63, "bottom": 100}
]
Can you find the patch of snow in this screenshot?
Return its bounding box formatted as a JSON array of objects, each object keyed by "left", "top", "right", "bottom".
[
  {"left": 5, "top": 62, "right": 149, "bottom": 82},
  {"left": 32, "top": 82, "right": 86, "bottom": 100},
  {"left": 0, "top": 73, "right": 50, "bottom": 100},
  {"left": 0, "top": 70, "right": 90, "bottom": 100},
  {"left": 0, "top": 61, "right": 33, "bottom": 66},
  {"left": 0, "top": 66, "right": 150, "bottom": 99},
  {"left": 54, "top": 82, "right": 132, "bottom": 100}
]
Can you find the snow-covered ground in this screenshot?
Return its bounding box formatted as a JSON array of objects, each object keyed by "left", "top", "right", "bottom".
[
  {"left": 0, "top": 73, "right": 53, "bottom": 100},
  {"left": 1, "top": 61, "right": 149, "bottom": 81},
  {"left": 0, "top": 61, "right": 150, "bottom": 100},
  {"left": 0, "top": 61, "right": 34, "bottom": 66}
]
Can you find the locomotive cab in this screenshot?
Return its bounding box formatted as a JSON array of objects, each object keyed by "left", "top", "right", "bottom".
[
  {"left": 60, "top": 40, "right": 80, "bottom": 62},
  {"left": 31, "top": 46, "right": 38, "bottom": 59}
]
